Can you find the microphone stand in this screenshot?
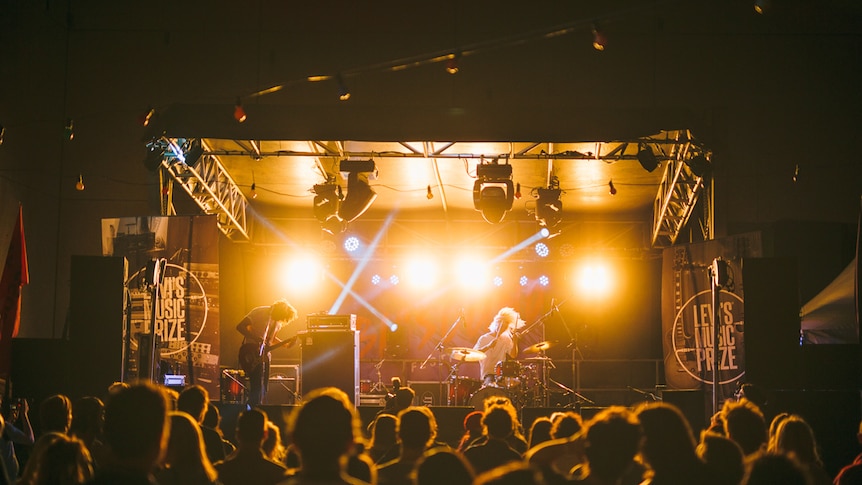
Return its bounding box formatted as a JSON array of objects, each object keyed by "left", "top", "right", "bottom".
[
  {"left": 628, "top": 385, "right": 662, "bottom": 401},
  {"left": 420, "top": 313, "right": 461, "bottom": 405}
]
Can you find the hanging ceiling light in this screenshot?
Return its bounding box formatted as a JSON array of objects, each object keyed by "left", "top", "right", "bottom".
[
  {"left": 339, "top": 160, "right": 378, "bottom": 223},
  {"left": 337, "top": 75, "right": 351, "bottom": 101},
  {"left": 637, "top": 145, "right": 659, "bottom": 172},
  {"left": 446, "top": 53, "right": 461, "bottom": 74},
  {"left": 591, "top": 23, "right": 607, "bottom": 51},
  {"left": 312, "top": 182, "right": 344, "bottom": 235},
  {"left": 75, "top": 174, "right": 85, "bottom": 191},
  {"left": 535, "top": 177, "right": 563, "bottom": 232},
  {"left": 472, "top": 161, "right": 515, "bottom": 224},
  {"left": 685, "top": 154, "right": 711, "bottom": 178},
  {"left": 234, "top": 98, "right": 247, "bottom": 123},
  {"left": 64, "top": 118, "right": 75, "bottom": 141},
  {"left": 608, "top": 179, "right": 617, "bottom": 196}
]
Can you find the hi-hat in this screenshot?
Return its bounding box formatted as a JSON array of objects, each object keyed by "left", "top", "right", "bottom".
[
  {"left": 446, "top": 347, "right": 486, "bottom": 362},
  {"left": 523, "top": 340, "right": 555, "bottom": 353}
]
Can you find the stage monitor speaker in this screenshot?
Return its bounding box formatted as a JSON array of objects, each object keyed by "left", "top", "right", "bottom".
[
  {"left": 69, "top": 255, "right": 128, "bottom": 398},
  {"left": 299, "top": 330, "right": 359, "bottom": 404},
  {"left": 407, "top": 381, "right": 449, "bottom": 407},
  {"left": 742, "top": 258, "right": 802, "bottom": 390}
]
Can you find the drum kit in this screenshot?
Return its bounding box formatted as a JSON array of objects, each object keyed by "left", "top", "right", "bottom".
[{"left": 443, "top": 340, "right": 557, "bottom": 409}]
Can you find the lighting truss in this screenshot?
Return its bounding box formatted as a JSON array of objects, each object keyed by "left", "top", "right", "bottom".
[{"left": 154, "top": 137, "right": 250, "bottom": 241}]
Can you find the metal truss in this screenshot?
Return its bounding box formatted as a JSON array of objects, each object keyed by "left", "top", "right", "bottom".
[{"left": 152, "top": 137, "right": 250, "bottom": 241}]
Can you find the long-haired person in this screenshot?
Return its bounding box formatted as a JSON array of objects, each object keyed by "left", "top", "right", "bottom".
[{"left": 156, "top": 412, "right": 220, "bottom": 485}]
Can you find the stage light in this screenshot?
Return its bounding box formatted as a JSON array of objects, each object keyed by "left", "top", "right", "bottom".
[
  {"left": 389, "top": 275, "right": 400, "bottom": 285},
  {"left": 446, "top": 53, "right": 460, "bottom": 74},
  {"left": 312, "top": 182, "right": 344, "bottom": 234},
  {"left": 519, "top": 275, "right": 528, "bottom": 287},
  {"left": 535, "top": 242, "right": 549, "bottom": 258},
  {"left": 234, "top": 98, "right": 247, "bottom": 123},
  {"left": 754, "top": 0, "right": 770, "bottom": 14},
  {"left": 404, "top": 258, "right": 438, "bottom": 289},
  {"left": 184, "top": 139, "right": 204, "bottom": 165},
  {"left": 493, "top": 276, "right": 504, "bottom": 287},
  {"left": 574, "top": 260, "right": 613, "bottom": 298},
  {"left": 685, "top": 154, "right": 711, "bottom": 178},
  {"left": 539, "top": 275, "right": 550, "bottom": 286},
  {"left": 371, "top": 274, "right": 381, "bottom": 285},
  {"left": 535, "top": 184, "right": 563, "bottom": 231},
  {"left": 637, "top": 146, "right": 659, "bottom": 172},
  {"left": 473, "top": 161, "right": 515, "bottom": 224},
  {"left": 64, "top": 118, "right": 74, "bottom": 141},
  {"left": 140, "top": 107, "right": 156, "bottom": 126},
  {"left": 143, "top": 142, "right": 166, "bottom": 171},
  {"left": 279, "top": 256, "right": 323, "bottom": 293},
  {"left": 344, "top": 236, "right": 360, "bottom": 253},
  {"left": 340, "top": 173, "right": 377, "bottom": 223},
  {"left": 454, "top": 257, "right": 489, "bottom": 291},
  {"left": 250, "top": 182, "right": 257, "bottom": 199},
  {"left": 591, "top": 23, "right": 607, "bottom": 51},
  {"left": 337, "top": 75, "right": 351, "bottom": 101}
]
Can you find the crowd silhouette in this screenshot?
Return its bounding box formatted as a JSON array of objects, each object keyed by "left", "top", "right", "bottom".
[{"left": 0, "top": 379, "right": 859, "bottom": 485}]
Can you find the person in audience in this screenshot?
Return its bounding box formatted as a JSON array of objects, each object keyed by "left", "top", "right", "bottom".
[
  {"left": 462, "top": 405, "right": 523, "bottom": 475},
  {"left": 367, "top": 414, "right": 399, "bottom": 465},
  {"left": 202, "top": 405, "right": 236, "bottom": 457},
  {"left": 696, "top": 431, "right": 745, "bottom": 485},
  {"left": 457, "top": 411, "right": 484, "bottom": 452},
  {"left": 215, "top": 408, "right": 287, "bottom": 485},
  {"left": 177, "top": 385, "right": 226, "bottom": 465},
  {"left": 281, "top": 387, "right": 368, "bottom": 485},
  {"left": 69, "top": 397, "right": 106, "bottom": 470},
  {"left": 567, "top": 406, "right": 644, "bottom": 485},
  {"left": 31, "top": 433, "right": 94, "bottom": 485},
  {"left": 377, "top": 382, "right": 415, "bottom": 419},
  {"left": 473, "top": 461, "right": 545, "bottom": 485},
  {"left": 1, "top": 396, "right": 34, "bottom": 480},
  {"left": 86, "top": 381, "right": 171, "bottom": 485},
  {"left": 414, "top": 448, "right": 475, "bottom": 485},
  {"left": 834, "top": 418, "right": 862, "bottom": 484},
  {"left": 766, "top": 412, "right": 790, "bottom": 451},
  {"left": 767, "top": 414, "right": 830, "bottom": 485},
  {"left": 720, "top": 398, "right": 768, "bottom": 458},
  {"left": 527, "top": 417, "right": 553, "bottom": 451},
  {"left": 155, "top": 411, "right": 219, "bottom": 485},
  {"left": 39, "top": 394, "right": 73, "bottom": 436},
  {"left": 377, "top": 406, "right": 440, "bottom": 485},
  {"left": 634, "top": 401, "right": 709, "bottom": 484},
  {"left": 466, "top": 397, "right": 527, "bottom": 454},
  {"left": 262, "top": 420, "right": 287, "bottom": 465},
  {"left": 550, "top": 411, "right": 583, "bottom": 440},
  {"left": 742, "top": 453, "right": 810, "bottom": 485}
]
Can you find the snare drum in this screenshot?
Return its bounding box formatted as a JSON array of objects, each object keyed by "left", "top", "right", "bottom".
[
  {"left": 495, "top": 360, "right": 521, "bottom": 378},
  {"left": 469, "top": 386, "right": 514, "bottom": 410},
  {"left": 448, "top": 377, "right": 481, "bottom": 406}
]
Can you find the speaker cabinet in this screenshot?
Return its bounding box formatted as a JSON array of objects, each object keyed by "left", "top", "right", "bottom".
[
  {"left": 299, "top": 330, "right": 359, "bottom": 404},
  {"left": 742, "top": 258, "right": 802, "bottom": 390},
  {"left": 69, "top": 255, "right": 128, "bottom": 398}
]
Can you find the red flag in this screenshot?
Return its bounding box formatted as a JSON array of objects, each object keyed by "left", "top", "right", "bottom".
[{"left": 0, "top": 204, "right": 28, "bottom": 344}]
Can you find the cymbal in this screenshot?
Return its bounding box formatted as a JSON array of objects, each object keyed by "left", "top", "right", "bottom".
[
  {"left": 521, "top": 356, "right": 552, "bottom": 361},
  {"left": 445, "top": 347, "right": 486, "bottom": 362},
  {"left": 522, "top": 340, "right": 555, "bottom": 354}
]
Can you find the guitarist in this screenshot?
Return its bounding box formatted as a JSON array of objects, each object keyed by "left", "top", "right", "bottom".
[{"left": 236, "top": 299, "right": 298, "bottom": 406}]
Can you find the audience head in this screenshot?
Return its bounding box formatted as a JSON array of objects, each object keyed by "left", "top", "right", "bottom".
[
  {"left": 527, "top": 417, "right": 553, "bottom": 449},
  {"left": 474, "top": 461, "right": 545, "bottom": 485},
  {"left": 202, "top": 404, "right": 221, "bottom": 430},
  {"left": 164, "top": 411, "right": 217, "bottom": 481},
  {"left": 743, "top": 452, "right": 810, "bottom": 485},
  {"left": 263, "top": 420, "right": 287, "bottom": 463},
  {"left": 721, "top": 398, "right": 767, "bottom": 456},
  {"left": 397, "top": 406, "right": 437, "bottom": 451},
  {"left": 415, "top": 448, "right": 475, "bottom": 485},
  {"left": 176, "top": 385, "right": 210, "bottom": 423},
  {"left": 583, "top": 406, "right": 642, "bottom": 482},
  {"left": 236, "top": 407, "right": 268, "bottom": 447},
  {"left": 288, "top": 387, "right": 360, "bottom": 467},
  {"left": 483, "top": 405, "right": 515, "bottom": 440},
  {"left": 394, "top": 387, "right": 415, "bottom": 410},
  {"left": 550, "top": 410, "right": 583, "bottom": 439},
  {"left": 767, "top": 412, "right": 790, "bottom": 448},
  {"left": 768, "top": 414, "right": 822, "bottom": 467},
  {"left": 635, "top": 401, "right": 700, "bottom": 475},
  {"left": 370, "top": 414, "right": 397, "bottom": 448},
  {"left": 697, "top": 431, "right": 745, "bottom": 485},
  {"left": 464, "top": 411, "right": 484, "bottom": 434},
  {"left": 69, "top": 396, "right": 104, "bottom": 441},
  {"left": 102, "top": 381, "right": 170, "bottom": 468},
  {"left": 32, "top": 433, "right": 94, "bottom": 485},
  {"left": 40, "top": 394, "right": 73, "bottom": 434}
]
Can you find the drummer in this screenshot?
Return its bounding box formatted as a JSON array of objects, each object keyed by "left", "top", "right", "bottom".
[{"left": 472, "top": 307, "right": 525, "bottom": 386}]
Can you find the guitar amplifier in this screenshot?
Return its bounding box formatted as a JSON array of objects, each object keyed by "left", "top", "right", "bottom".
[{"left": 307, "top": 314, "right": 356, "bottom": 331}]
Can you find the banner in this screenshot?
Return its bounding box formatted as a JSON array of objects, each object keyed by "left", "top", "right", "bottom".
[
  {"left": 0, "top": 205, "right": 28, "bottom": 385},
  {"left": 661, "top": 232, "right": 762, "bottom": 404},
  {"left": 102, "top": 216, "right": 220, "bottom": 399}
]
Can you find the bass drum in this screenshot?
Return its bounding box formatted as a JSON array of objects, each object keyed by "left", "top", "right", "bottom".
[{"left": 468, "top": 386, "right": 514, "bottom": 410}]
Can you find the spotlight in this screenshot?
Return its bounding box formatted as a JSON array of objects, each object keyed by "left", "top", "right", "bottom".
[
  {"left": 535, "top": 242, "right": 549, "bottom": 258},
  {"left": 339, "top": 160, "right": 378, "bottom": 223},
  {"left": 184, "top": 139, "right": 204, "bottom": 165},
  {"left": 591, "top": 23, "right": 607, "bottom": 51},
  {"left": 234, "top": 98, "right": 247, "bottom": 123},
  {"left": 685, "top": 154, "right": 711, "bottom": 178},
  {"left": 312, "top": 182, "right": 344, "bottom": 235},
  {"left": 472, "top": 161, "right": 514, "bottom": 224},
  {"left": 535, "top": 186, "right": 563, "bottom": 230},
  {"left": 344, "top": 236, "right": 360, "bottom": 253},
  {"left": 637, "top": 146, "right": 659, "bottom": 172}
]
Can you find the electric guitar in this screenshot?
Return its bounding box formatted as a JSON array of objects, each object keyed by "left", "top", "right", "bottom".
[{"left": 238, "top": 335, "right": 298, "bottom": 374}]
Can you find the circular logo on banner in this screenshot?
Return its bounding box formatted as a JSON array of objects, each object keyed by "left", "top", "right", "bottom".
[
  {"left": 671, "top": 289, "right": 745, "bottom": 385},
  {"left": 129, "top": 263, "right": 210, "bottom": 356}
]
